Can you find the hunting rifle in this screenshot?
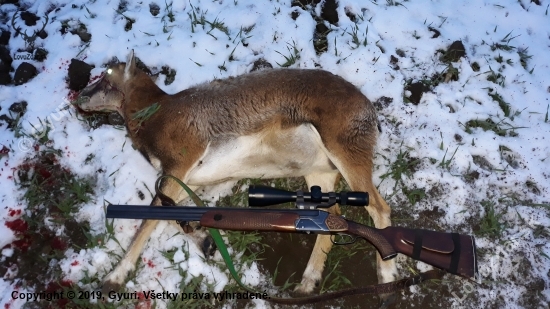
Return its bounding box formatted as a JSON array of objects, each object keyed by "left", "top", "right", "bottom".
[{"left": 106, "top": 185, "right": 478, "bottom": 279}]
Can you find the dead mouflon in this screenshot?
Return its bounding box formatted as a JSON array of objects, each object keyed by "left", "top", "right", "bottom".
[{"left": 77, "top": 51, "right": 397, "bottom": 298}]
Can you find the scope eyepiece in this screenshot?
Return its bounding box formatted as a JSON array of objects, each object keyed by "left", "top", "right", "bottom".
[{"left": 248, "top": 185, "right": 369, "bottom": 207}]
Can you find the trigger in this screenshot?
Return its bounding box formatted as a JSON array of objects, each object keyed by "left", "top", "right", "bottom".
[{"left": 331, "top": 234, "right": 357, "bottom": 245}]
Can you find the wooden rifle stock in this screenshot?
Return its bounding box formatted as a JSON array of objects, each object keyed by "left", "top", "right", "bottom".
[
  {"left": 201, "top": 210, "right": 397, "bottom": 260},
  {"left": 200, "top": 210, "right": 477, "bottom": 279},
  {"left": 200, "top": 210, "right": 299, "bottom": 232}
]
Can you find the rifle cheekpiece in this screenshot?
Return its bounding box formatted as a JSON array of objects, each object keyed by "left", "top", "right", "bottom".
[{"left": 106, "top": 183, "right": 478, "bottom": 304}]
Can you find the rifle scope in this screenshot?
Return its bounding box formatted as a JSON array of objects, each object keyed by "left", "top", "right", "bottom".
[{"left": 248, "top": 185, "right": 369, "bottom": 207}]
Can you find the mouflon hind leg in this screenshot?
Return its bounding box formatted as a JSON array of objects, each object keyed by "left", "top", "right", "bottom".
[
  {"left": 294, "top": 171, "right": 341, "bottom": 294},
  {"left": 325, "top": 145, "right": 398, "bottom": 306}
]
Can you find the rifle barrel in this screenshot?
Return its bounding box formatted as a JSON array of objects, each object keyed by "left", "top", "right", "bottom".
[{"left": 106, "top": 205, "right": 321, "bottom": 221}]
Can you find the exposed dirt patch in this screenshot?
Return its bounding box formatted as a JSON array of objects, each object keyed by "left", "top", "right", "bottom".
[
  {"left": 68, "top": 59, "right": 94, "bottom": 91},
  {"left": 320, "top": 0, "right": 338, "bottom": 25},
  {"left": 428, "top": 27, "right": 440, "bottom": 38},
  {"left": 390, "top": 55, "right": 400, "bottom": 70},
  {"left": 251, "top": 58, "right": 273, "bottom": 72},
  {"left": 405, "top": 82, "right": 430, "bottom": 105},
  {"left": 291, "top": 0, "right": 336, "bottom": 55},
  {"left": 14, "top": 62, "right": 37, "bottom": 85},
  {"left": 160, "top": 65, "right": 177, "bottom": 85},
  {"left": 0, "top": 29, "right": 10, "bottom": 45},
  {"left": 441, "top": 40, "right": 466, "bottom": 63},
  {"left": 373, "top": 96, "right": 393, "bottom": 111},
  {"left": 149, "top": 3, "right": 160, "bottom": 16},
  {"left": 0, "top": 101, "right": 28, "bottom": 129}
]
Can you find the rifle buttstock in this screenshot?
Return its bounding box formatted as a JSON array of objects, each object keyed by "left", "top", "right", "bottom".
[{"left": 345, "top": 220, "right": 397, "bottom": 260}]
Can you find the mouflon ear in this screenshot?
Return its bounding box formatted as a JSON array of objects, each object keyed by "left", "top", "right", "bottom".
[{"left": 124, "top": 49, "right": 137, "bottom": 80}]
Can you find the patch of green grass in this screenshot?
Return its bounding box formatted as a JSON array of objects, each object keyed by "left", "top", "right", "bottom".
[
  {"left": 163, "top": 0, "right": 175, "bottom": 23},
  {"left": 385, "top": 0, "right": 407, "bottom": 8},
  {"left": 19, "top": 152, "right": 94, "bottom": 221},
  {"left": 485, "top": 66, "right": 506, "bottom": 87},
  {"left": 378, "top": 144, "right": 427, "bottom": 205},
  {"left": 461, "top": 118, "right": 526, "bottom": 137},
  {"left": 517, "top": 47, "right": 532, "bottom": 70},
  {"left": 319, "top": 241, "right": 370, "bottom": 294},
  {"left": 443, "top": 63, "right": 459, "bottom": 82},
  {"left": 476, "top": 200, "right": 505, "bottom": 238},
  {"left": 271, "top": 257, "right": 297, "bottom": 291},
  {"left": 275, "top": 40, "right": 300, "bottom": 67},
  {"left": 491, "top": 30, "right": 519, "bottom": 51},
  {"left": 170, "top": 275, "right": 213, "bottom": 309},
  {"left": 188, "top": 3, "right": 207, "bottom": 33},
  {"left": 75, "top": 111, "right": 112, "bottom": 130},
  {"left": 402, "top": 187, "right": 426, "bottom": 205},
  {"left": 225, "top": 231, "right": 268, "bottom": 269},
  {"left": 14, "top": 117, "right": 54, "bottom": 146},
  {"left": 346, "top": 24, "right": 368, "bottom": 49},
  {"left": 205, "top": 15, "right": 229, "bottom": 38},
  {"left": 228, "top": 43, "right": 239, "bottom": 61},
  {"left": 8, "top": 148, "right": 97, "bottom": 307},
  {"left": 232, "top": 24, "right": 254, "bottom": 44},
  {"left": 187, "top": 4, "right": 229, "bottom": 40},
  {"left": 439, "top": 146, "right": 459, "bottom": 171},
  {"left": 379, "top": 144, "right": 421, "bottom": 191}
]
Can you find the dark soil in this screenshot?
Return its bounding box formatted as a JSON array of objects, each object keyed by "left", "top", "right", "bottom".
[
  {"left": 428, "top": 27, "right": 441, "bottom": 38},
  {"left": 441, "top": 40, "right": 466, "bottom": 63},
  {"left": 291, "top": 0, "right": 336, "bottom": 55},
  {"left": 68, "top": 59, "right": 94, "bottom": 91},
  {"left": 405, "top": 82, "right": 430, "bottom": 105},
  {"left": 149, "top": 3, "right": 160, "bottom": 16},
  {"left": 0, "top": 46, "right": 12, "bottom": 73},
  {"left": 160, "top": 65, "right": 177, "bottom": 85},
  {"left": 13, "top": 62, "right": 37, "bottom": 85},
  {"left": 373, "top": 96, "right": 393, "bottom": 111},
  {"left": 20, "top": 11, "right": 40, "bottom": 26},
  {"left": 320, "top": 0, "right": 338, "bottom": 25},
  {"left": 251, "top": 58, "right": 273, "bottom": 72},
  {"left": 0, "top": 101, "right": 27, "bottom": 129},
  {"left": 0, "top": 30, "right": 10, "bottom": 45}
]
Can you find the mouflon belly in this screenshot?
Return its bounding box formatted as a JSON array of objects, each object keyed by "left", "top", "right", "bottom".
[{"left": 185, "top": 124, "right": 336, "bottom": 185}]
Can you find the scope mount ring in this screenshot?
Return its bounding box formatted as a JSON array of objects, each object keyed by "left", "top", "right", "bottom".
[{"left": 295, "top": 187, "right": 338, "bottom": 209}]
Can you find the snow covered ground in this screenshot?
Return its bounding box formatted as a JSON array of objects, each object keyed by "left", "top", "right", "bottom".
[{"left": 0, "top": 0, "right": 549, "bottom": 308}]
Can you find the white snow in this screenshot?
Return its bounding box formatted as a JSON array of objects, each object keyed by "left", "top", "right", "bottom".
[{"left": 0, "top": 0, "right": 549, "bottom": 308}]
